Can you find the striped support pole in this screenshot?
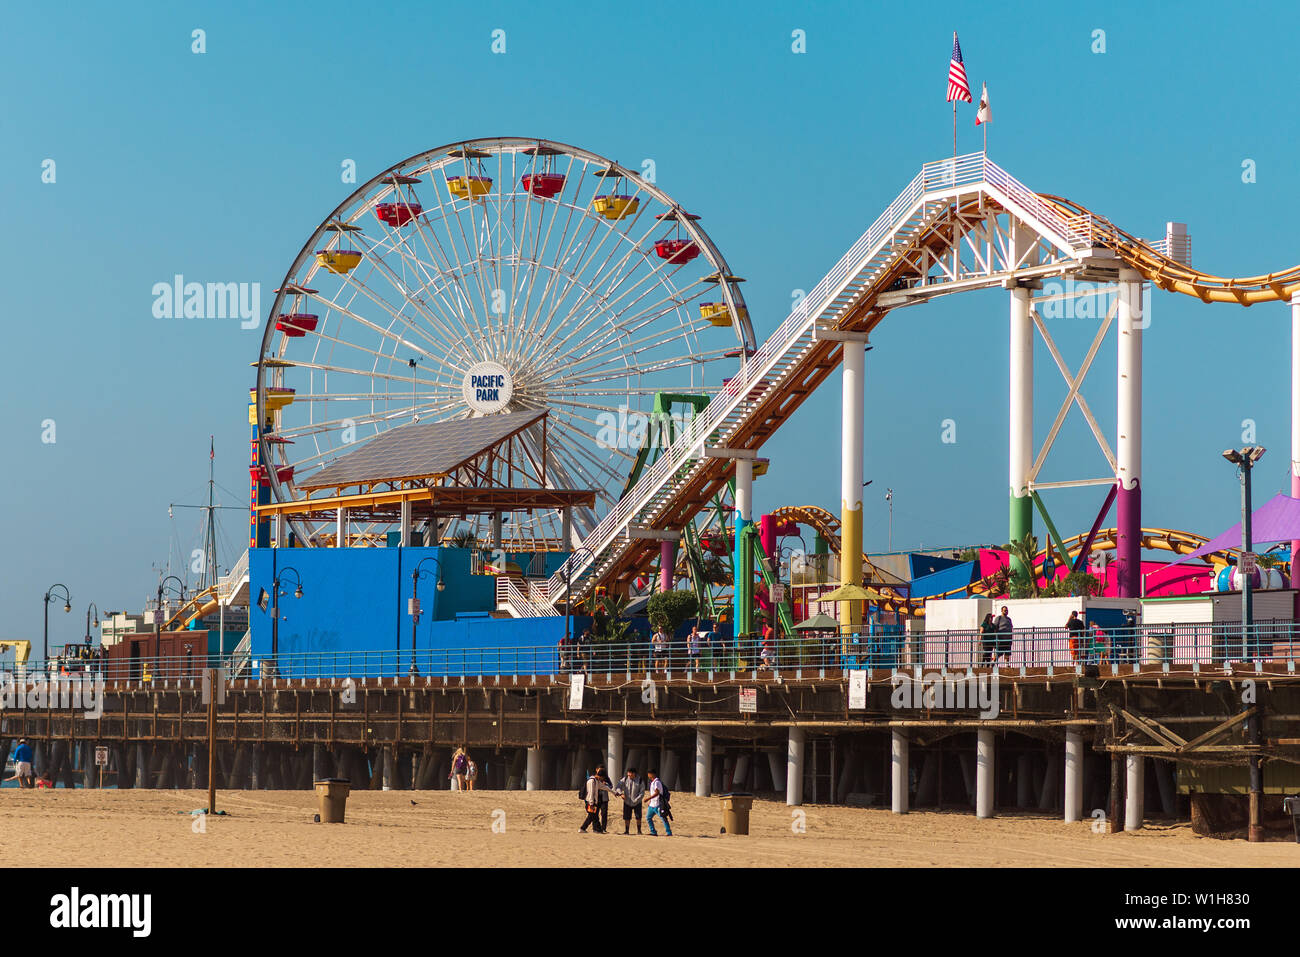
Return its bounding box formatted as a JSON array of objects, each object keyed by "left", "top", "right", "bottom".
[
  {"left": 1009, "top": 286, "right": 1033, "bottom": 568},
  {"left": 1116, "top": 269, "right": 1143, "bottom": 598},
  {"left": 840, "top": 340, "right": 865, "bottom": 636},
  {"left": 1291, "top": 293, "right": 1300, "bottom": 589},
  {"left": 733, "top": 458, "right": 754, "bottom": 637}
]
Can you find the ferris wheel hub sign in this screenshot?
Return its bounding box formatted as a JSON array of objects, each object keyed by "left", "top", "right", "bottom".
[{"left": 463, "top": 361, "right": 513, "bottom": 414}]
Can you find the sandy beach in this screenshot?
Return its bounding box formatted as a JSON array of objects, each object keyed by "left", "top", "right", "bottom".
[{"left": 0, "top": 789, "right": 1295, "bottom": 867}]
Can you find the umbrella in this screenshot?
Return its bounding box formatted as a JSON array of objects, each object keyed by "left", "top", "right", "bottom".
[
  {"left": 795, "top": 613, "right": 840, "bottom": 631},
  {"left": 818, "top": 583, "right": 873, "bottom": 602}
]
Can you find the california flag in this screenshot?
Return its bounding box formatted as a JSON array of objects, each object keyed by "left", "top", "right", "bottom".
[{"left": 975, "top": 83, "right": 991, "bottom": 125}]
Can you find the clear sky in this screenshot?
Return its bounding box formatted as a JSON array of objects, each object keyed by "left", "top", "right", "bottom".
[{"left": 4, "top": 0, "right": 1299, "bottom": 647}]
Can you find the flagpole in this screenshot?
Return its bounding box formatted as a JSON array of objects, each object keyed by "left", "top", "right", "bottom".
[{"left": 952, "top": 102, "right": 956, "bottom": 159}]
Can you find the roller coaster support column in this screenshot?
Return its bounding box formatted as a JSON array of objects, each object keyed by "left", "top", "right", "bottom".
[
  {"left": 733, "top": 456, "right": 754, "bottom": 637},
  {"left": 659, "top": 540, "right": 676, "bottom": 593},
  {"left": 1009, "top": 285, "right": 1033, "bottom": 569},
  {"left": 840, "top": 337, "right": 866, "bottom": 635},
  {"left": 1291, "top": 293, "right": 1300, "bottom": 590},
  {"left": 1116, "top": 269, "right": 1144, "bottom": 598}
]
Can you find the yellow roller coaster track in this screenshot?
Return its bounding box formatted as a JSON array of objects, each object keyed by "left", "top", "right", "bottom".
[
  {"left": 1042, "top": 194, "right": 1300, "bottom": 305},
  {"left": 767, "top": 511, "right": 1242, "bottom": 614}
]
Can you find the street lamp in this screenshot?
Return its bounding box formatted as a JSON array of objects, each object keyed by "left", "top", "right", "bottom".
[
  {"left": 155, "top": 575, "right": 186, "bottom": 662},
  {"left": 269, "top": 566, "right": 304, "bottom": 676},
  {"left": 1222, "top": 446, "right": 1266, "bottom": 659},
  {"left": 885, "top": 488, "right": 894, "bottom": 552},
  {"left": 410, "top": 557, "right": 445, "bottom": 675},
  {"left": 43, "top": 583, "right": 72, "bottom": 669}
]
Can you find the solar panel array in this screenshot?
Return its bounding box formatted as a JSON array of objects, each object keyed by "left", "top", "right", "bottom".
[{"left": 298, "top": 410, "right": 546, "bottom": 490}]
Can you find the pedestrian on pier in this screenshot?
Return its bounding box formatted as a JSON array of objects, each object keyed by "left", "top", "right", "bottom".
[
  {"left": 980, "top": 612, "right": 999, "bottom": 664},
  {"left": 993, "top": 606, "right": 1014, "bottom": 666},
  {"left": 651, "top": 627, "right": 667, "bottom": 671},
  {"left": 1066, "top": 610, "right": 1086, "bottom": 662},
  {"left": 615, "top": 767, "right": 645, "bottom": 834},
  {"left": 687, "top": 626, "right": 701, "bottom": 671}
]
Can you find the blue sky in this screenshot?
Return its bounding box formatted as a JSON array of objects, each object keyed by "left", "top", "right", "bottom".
[{"left": 4, "top": 0, "right": 1299, "bottom": 647}]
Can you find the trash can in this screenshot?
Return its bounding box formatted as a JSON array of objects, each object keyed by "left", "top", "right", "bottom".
[
  {"left": 314, "top": 778, "right": 351, "bottom": 823},
  {"left": 720, "top": 791, "right": 754, "bottom": 835},
  {"left": 1284, "top": 796, "right": 1300, "bottom": 844}
]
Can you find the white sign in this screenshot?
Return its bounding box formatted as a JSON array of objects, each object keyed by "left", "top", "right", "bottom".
[
  {"left": 462, "top": 361, "right": 513, "bottom": 414},
  {"left": 201, "top": 668, "right": 227, "bottom": 705},
  {"left": 568, "top": 673, "right": 585, "bottom": 710},
  {"left": 739, "top": 687, "right": 757, "bottom": 713},
  {"left": 848, "top": 670, "right": 867, "bottom": 710},
  {"left": 1239, "top": 552, "right": 1257, "bottom": 574},
  {"left": 94, "top": 746, "right": 109, "bottom": 767},
  {"left": 771, "top": 583, "right": 785, "bottom": 603}
]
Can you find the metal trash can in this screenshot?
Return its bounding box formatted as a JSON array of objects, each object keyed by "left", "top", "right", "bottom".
[
  {"left": 720, "top": 791, "right": 754, "bottom": 835},
  {"left": 1284, "top": 796, "right": 1300, "bottom": 844},
  {"left": 314, "top": 778, "right": 351, "bottom": 823}
]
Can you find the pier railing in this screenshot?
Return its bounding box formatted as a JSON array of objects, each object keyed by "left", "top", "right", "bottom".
[{"left": 17, "top": 620, "right": 1300, "bottom": 685}]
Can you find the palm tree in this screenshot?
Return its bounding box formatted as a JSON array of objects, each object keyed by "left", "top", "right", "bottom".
[{"left": 1003, "top": 533, "right": 1041, "bottom": 598}]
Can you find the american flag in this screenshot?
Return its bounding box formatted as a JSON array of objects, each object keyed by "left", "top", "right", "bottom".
[{"left": 947, "top": 33, "right": 972, "bottom": 103}]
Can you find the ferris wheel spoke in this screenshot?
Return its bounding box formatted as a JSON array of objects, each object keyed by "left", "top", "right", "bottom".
[
  {"left": 284, "top": 336, "right": 462, "bottom": 392},
  {"left": 516, "top": 155, "right": 587, "bottom": 346}
]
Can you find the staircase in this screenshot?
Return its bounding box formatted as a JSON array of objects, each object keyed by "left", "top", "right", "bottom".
[
  {"left": 502, "top": 155, "right": 1095, "bottom": 615},
  {"left": 226, "top": 629, "right": 252, "bottom": 678}
]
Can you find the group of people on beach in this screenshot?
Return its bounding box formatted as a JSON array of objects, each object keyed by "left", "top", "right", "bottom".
[
  {"left": 4, "top": 739, "right": 35, "bottom": 788},
  {"left": 579, "top": 764, "right": 672, "bottom": 836}
]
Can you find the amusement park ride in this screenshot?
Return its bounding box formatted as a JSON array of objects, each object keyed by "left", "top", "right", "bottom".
[{"left": 212, "top": 137, "right": 1300, "bottom": 640}]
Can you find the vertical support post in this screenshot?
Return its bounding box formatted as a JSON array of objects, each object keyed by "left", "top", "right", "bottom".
[
  {"left": 492, "top": 512, "right": 503, "bottom": 549},
  {"left": 891, "top": 730, "right": 909, "bottom": 814},
  {"left": 1064, "top": 730, "right": 1083, "bottom": 823},
  {"left": 1124, "top": 754, "right": 1145, "bottom": 831},
  {"left": 335, "top": 507, "right": 348, "bottom": 548},
  {"left": 976, "top": 728, "right": 995, "bottom": 819},
  {"left": 400, "top": 498, "right": 412, "bottom": 547},
  {"left": 606, "top": 726, "right": 623, "bottom": 783},
  {"left": 1292, "top": 292, "right": 1300, "bottom": 590},
  {"left": 1008, "top": 285, "right": 1033, "bottom": 570},
  {"left": 733, "top": 458, "right": 754, "bottom": 637},
  {"left": 659, "top": 540, "right": 676, "bottom": 594},
  {"left": 695, "top": 729, "right": 712, "bottom": 797},
  {"left": 561, "top": 506, "right": 572, "bottom": 552},
  {"left": 206, "top": 668, "right": 217, "bottom": 815},
  {"left": 840, "top": 339, "right": 865, "bottom": 637},
  {"left": 1116, "top": 268, "right": 1144, "bottom": 597},
  {"left": 786, "top": 726, "right": 805, "bottom": 807},
  {"left": 526, "top": 747, "right": 542, "bottom": 792}
]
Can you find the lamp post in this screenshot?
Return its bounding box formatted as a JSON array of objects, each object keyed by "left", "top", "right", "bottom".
[
  {"left": 43, "top": 583, "right": 72, "bottom": 671},
  {"left": 885, "top": 488, "right": 894, "bottom": 552},
  {"left": 269, "top": 566, "right": 304, "bottom": 677},
  {"left": 1223, "top": 445, "right": 1266, "bottom": 843},
  {"left": 155, "top": 575, "right": 186, "bottom": 664},
  {"left": 410, "top": 557, "right": 445, "bottom": 675}
]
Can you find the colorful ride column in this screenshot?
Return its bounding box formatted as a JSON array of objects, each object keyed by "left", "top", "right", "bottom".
[
  {"left": 659, "top": 539, "right": 677, "bottom": 593},
  {"left": 840, "top": 339, "right": 865, "bottom": 635},
  {"left": 1292, "top": 292, "right": 1300, "bottom": 589},
  {"left": 1009, "top": 286, "right": 1033, "bottom": 571},
  {"left": 1116, "top": 269, "right": 1143, "bottom": 598},
  {"left": 732, "top": 458, "right": 754, "bottom": 636}
]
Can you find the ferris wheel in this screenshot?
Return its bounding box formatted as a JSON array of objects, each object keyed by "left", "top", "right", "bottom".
[{"left": 255, "top": 137, "right": 754, "bottom": 548}]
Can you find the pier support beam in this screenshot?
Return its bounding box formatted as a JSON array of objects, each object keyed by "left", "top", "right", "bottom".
[
  {"left": 1064, "top": 731, "right": 1084, "bottom": 823},
  {"left": 526, "top": 748, "right": 542, "bottom": 791},
  {"left": 1116, "top": 268, "right": 1143, "bottom": 598},
  {"left": 335, "top": 507, "right": 348, "bottom": 548},
  {"left": 840, "top": 338, "right": 865, "bottom": 637},
  {"left": 1124, "top": 754, "right": 1145, "bottom": 831},
  {"left": 976, "top": 729, "right": 995, "bottom": 819},
  {"left": 786, "top": 727, "right": 805, "bottom": 807},
  {"left": 606, "top": 726, "right": 623, "bottom": 783},
  {"left": 891, "top": 730, "right": 909, "bottom": 814},
  {"left": 1292, "top": 293, "right": 1300, "bottom": 590},
  {"left": 695, "top": 730, "right": 712, "bottom": 797},
  {"left": 1009, "top": 285, "right": 1033, "bottom": 566},
  {"left": 399, "top": 498, "right": 412, "bottom": 547},
  {"left": 312, "top": 744, "right": 330, "bottom": 783},
  {"left": 382, "top": 746, "right": 395, "bottom": 791}
]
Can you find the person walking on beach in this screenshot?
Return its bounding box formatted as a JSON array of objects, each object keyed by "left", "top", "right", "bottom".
[
  {"left": 594, "top": 764, "right": 613, "bottom": 832},
  {"left": 10, "top": 738, "right": 34, "bottom": 789},
  {"left": 466, "top": 754, "right": 478, "bottom": 791},
  {"left": 615, "top": 767, "right": 645, "bottom": 834},
  {"left": 450, "top": 747, "right": 468, "bottom": 791},
  {"left": 993, "top": 605, "right": 1014, "bottom": 666},
  {"left": 580, "top": 768, "right": 612, "bottom": 833},
  {"left": 980, "top": 612, "right": 999, "bottom": 665},
  {"left": 645, "top": 768, "right": 672, "bottom": 836}
]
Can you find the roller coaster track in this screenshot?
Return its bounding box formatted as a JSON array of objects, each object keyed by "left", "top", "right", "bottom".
[
  {"left": 766, "top": 505, "right": 908, "bottom": 587},
  {"left": 534, "top": 153, "right": 1299, "bottom": 612}
]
